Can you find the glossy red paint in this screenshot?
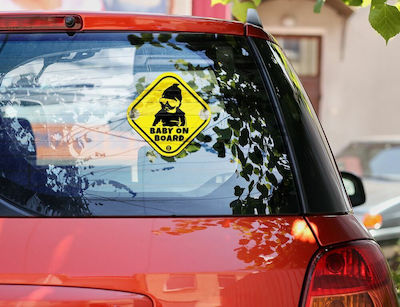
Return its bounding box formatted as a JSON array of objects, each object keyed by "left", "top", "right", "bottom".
[
  {"left": 0, "top": 12, "right": 276, "bottom": 42},
  {"left": 0, "top": 217, "right": 317, "bottom": 306},
  {"left": 245, "top": 24, "right": 277, "bottom": 43},
  {"left": 0, "top": 285, "right": 152, "bottom": 306},
  {"left": 0, "top": 12, "right": 244, "bottom": 35},
  {"left": 306, "top": 214, "right": 372, "bottom": 247},
  {"left": 0, "top": 15, "right": 82, "bottom": 31}
]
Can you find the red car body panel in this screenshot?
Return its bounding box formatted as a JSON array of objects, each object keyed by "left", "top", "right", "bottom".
[
  {"left": 81, "top": 13, "right": 244, "bottom": 35},
  {"left": 0, "top": 285, "right": 153, "bottom": 306},
  {"left": 0, "top": 12, "right": 244, "bottom": 36},
  {"left": 0, "top": 12, "right": 276, "bottom": 43},
  {"left": 0, "top": 217, "right": 319, "bottom": 306},
  {"left": 306, "top": 214, "right": 372, "bottom": 246}
]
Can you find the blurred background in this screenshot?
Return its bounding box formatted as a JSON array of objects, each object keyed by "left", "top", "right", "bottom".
[{"left": 3, "top": 0, "right": 400, "bottom": 284}]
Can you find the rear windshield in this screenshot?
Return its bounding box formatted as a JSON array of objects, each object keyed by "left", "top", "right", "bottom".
[{"left": 0, "top": 32, "right": 299, "bottom": 216}]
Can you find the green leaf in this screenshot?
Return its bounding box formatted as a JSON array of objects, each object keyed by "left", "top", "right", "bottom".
[
  {"left": 228, "top": 118, "right": 242, "bottom": 131},
  {"left": 230, "top": 199, "right": 242, "bottom": 215},
  {"left": 234, "top": 185, "right": 245, "bottom": 197},
  {"left": 141, "top": 33, "right": 154, "bottom": 42},
  {"left": 360, "top": 0, "right": 371, "bottom": 6},
  {"left": 212, "top": 141, "right": 226, "bottom": 158},
  {"left": 145, "top": 150, "right": 157, "bottom": 163},
  {"left": 239, "top": 128, "right": 249, "bottom": 146},
  {"left": 241, "top": 163, "right": 253, "bottom": 179},
  {"left": 342, "top": 0, "right": 363, "bottom": 6},
  {"left": 167, "top": 42, "right": 182, "bottom": 51},
  {"left": 136, "top": 83, "right": 144, "bottom": 94},
  {"left": 211, "top": 0, "right": 232, "bottom": 5},
  {"left": 196, "top": 133, "right": 212, "bottom": 143},
  {"left": 314, "top": 0, "right": 326, "bottom": 13},
  {"left": 249, "top": 146, "right": 263, "bottom": 165},
  {"left": 232, "top": 0, "right": 257, "bottom": 22},
  {"left": 257, "top": 183, "right": 269, "bottom": 197},
  {"left": 248, "top": 180, "right": 255, "bottom": 193},
  {"left": 187, "top": 80, "right": 199, "bottom": 91},
  {"left": 150, "top": 41, "right": 163, "bottom": 48},
  {"left": 237, "top": 147, "right": 246, "bottom": 165},
  {"left": 127, "top": 34, "right": 144, "bottom": 48},
  {"left": 266, "top": 172, "right": 278, "bottom": 186},
  {"left": 231, "top": 143, "right": 237, "bottom": 157},
  {"left": 161, "top": 156, "right": 175, "bottom": 162},
  {"left": 186, "top": 143, "right": 201, "bottom": 153},
  {"left": 158, "top": 33, "right": 172, "bottom": 43},
  {"left": 213, "top": 126, "right": 232, "bottom": 142},
  {"left": 176, "top": 150, "right": 188, "bottom": 159},
  {"left": 369, "top": 1, "right": 400, "bottom": 43}
]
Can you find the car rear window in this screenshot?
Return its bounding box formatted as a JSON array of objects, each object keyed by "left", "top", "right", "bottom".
[{"left": 0, "top": 32, "right": 299, "bottom": 216}]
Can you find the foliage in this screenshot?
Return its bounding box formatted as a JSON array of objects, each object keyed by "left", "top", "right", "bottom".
[
  {"left": 368, "top": 0, "right": 400, "bottom": 43},
  {"left": 212, "top": 0, "right": 400, "bottom": 43},
  {"left": 386, "top": 243, "right": 400, "bottom": 299},
  {"left": 0, "top": 32, "right": 296, "bottom": 216},
  {"left": 128, "top": 32, "right": 297, "bottom": 215},
  {"left": 392, "top": 265, "right": 400, "bottom": 298},
  {"left": 211, "top": 0, "right": 260, "bottom": 22},
  {"left": 152, "top": 217, "right": 309, "bottom": 270}
]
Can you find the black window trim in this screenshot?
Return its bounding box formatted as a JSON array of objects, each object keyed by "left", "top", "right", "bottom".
[{"left": 246, "top": 36, "right": 307, "bottom": 214}]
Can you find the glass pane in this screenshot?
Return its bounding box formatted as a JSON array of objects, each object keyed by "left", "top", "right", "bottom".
[{"left": 0, "top": 33, "right": 299, "bottom": 216}]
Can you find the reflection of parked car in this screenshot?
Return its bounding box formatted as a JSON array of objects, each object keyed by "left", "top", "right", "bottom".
[
  {"left": 337, "top": 136, "right": 400, "bottom": 241},
  {"left": 0, "top": 11, "right": 397, "bottom": 306}
]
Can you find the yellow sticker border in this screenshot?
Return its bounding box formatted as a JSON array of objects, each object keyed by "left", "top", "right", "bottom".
[{"left": 126, "top": 72, "right": 211, "bottom": 157}]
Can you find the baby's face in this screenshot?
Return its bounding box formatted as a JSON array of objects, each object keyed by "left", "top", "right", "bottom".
[{"left": 160, "top": 98, "right": 180, "bottom": 113}]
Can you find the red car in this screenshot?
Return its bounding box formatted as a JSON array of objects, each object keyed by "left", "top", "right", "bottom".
[{"left": 0, "top": 11, "right": 397, "bottom": 306}]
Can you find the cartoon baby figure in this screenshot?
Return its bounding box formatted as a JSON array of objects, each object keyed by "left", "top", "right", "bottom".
[{"left": 152, "top": 83, "right": 186, "bottom": 127}]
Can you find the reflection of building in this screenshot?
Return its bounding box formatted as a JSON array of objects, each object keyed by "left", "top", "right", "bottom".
[{"left": 144, "top": 273, "right": 245, "bottom": 307}]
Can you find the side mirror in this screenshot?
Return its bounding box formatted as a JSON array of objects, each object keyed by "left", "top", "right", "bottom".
[{"left": 341, "top": 171, "right": 366, "bottom": 207}]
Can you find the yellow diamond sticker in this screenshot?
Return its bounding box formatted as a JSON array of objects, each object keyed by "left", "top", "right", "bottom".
[{"left": 127, "top": 73, "right": 211, "bottom": 157}]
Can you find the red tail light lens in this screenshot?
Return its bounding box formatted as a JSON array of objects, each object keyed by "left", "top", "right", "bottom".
[
  {"left": 303, "top": 240, "right": 398, "bottom": 307},
  {"left": 0, "top": 15, "right": 82, "bottom": 31}
]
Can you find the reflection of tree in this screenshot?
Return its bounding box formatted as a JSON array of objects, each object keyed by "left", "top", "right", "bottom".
[
  {"left": 128, "top": 33, "right": 298, "bottom": 215},
  {"left": 0, "top": 32, "right": 298, "bottom": 216},
  {"left": 153, "top": 218, "right": 316, "bottom": 269},
  {"left": 0, "top": 102, "right": 135, "bottom": 216}
]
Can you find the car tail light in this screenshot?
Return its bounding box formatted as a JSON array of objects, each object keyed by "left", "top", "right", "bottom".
[
  {"left": 363, "top": 213, "right": 383, "bottom": 229},
  {"left": 0, "top": 15, "right": 82, "bottom": 31},
  {"left": 303, "top": 240, "right": 398, "bottom": 307}
]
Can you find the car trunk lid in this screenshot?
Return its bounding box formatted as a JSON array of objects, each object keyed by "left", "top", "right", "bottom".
[{"left": 0, "top": 217, "right": 318, "bottom": 306}]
